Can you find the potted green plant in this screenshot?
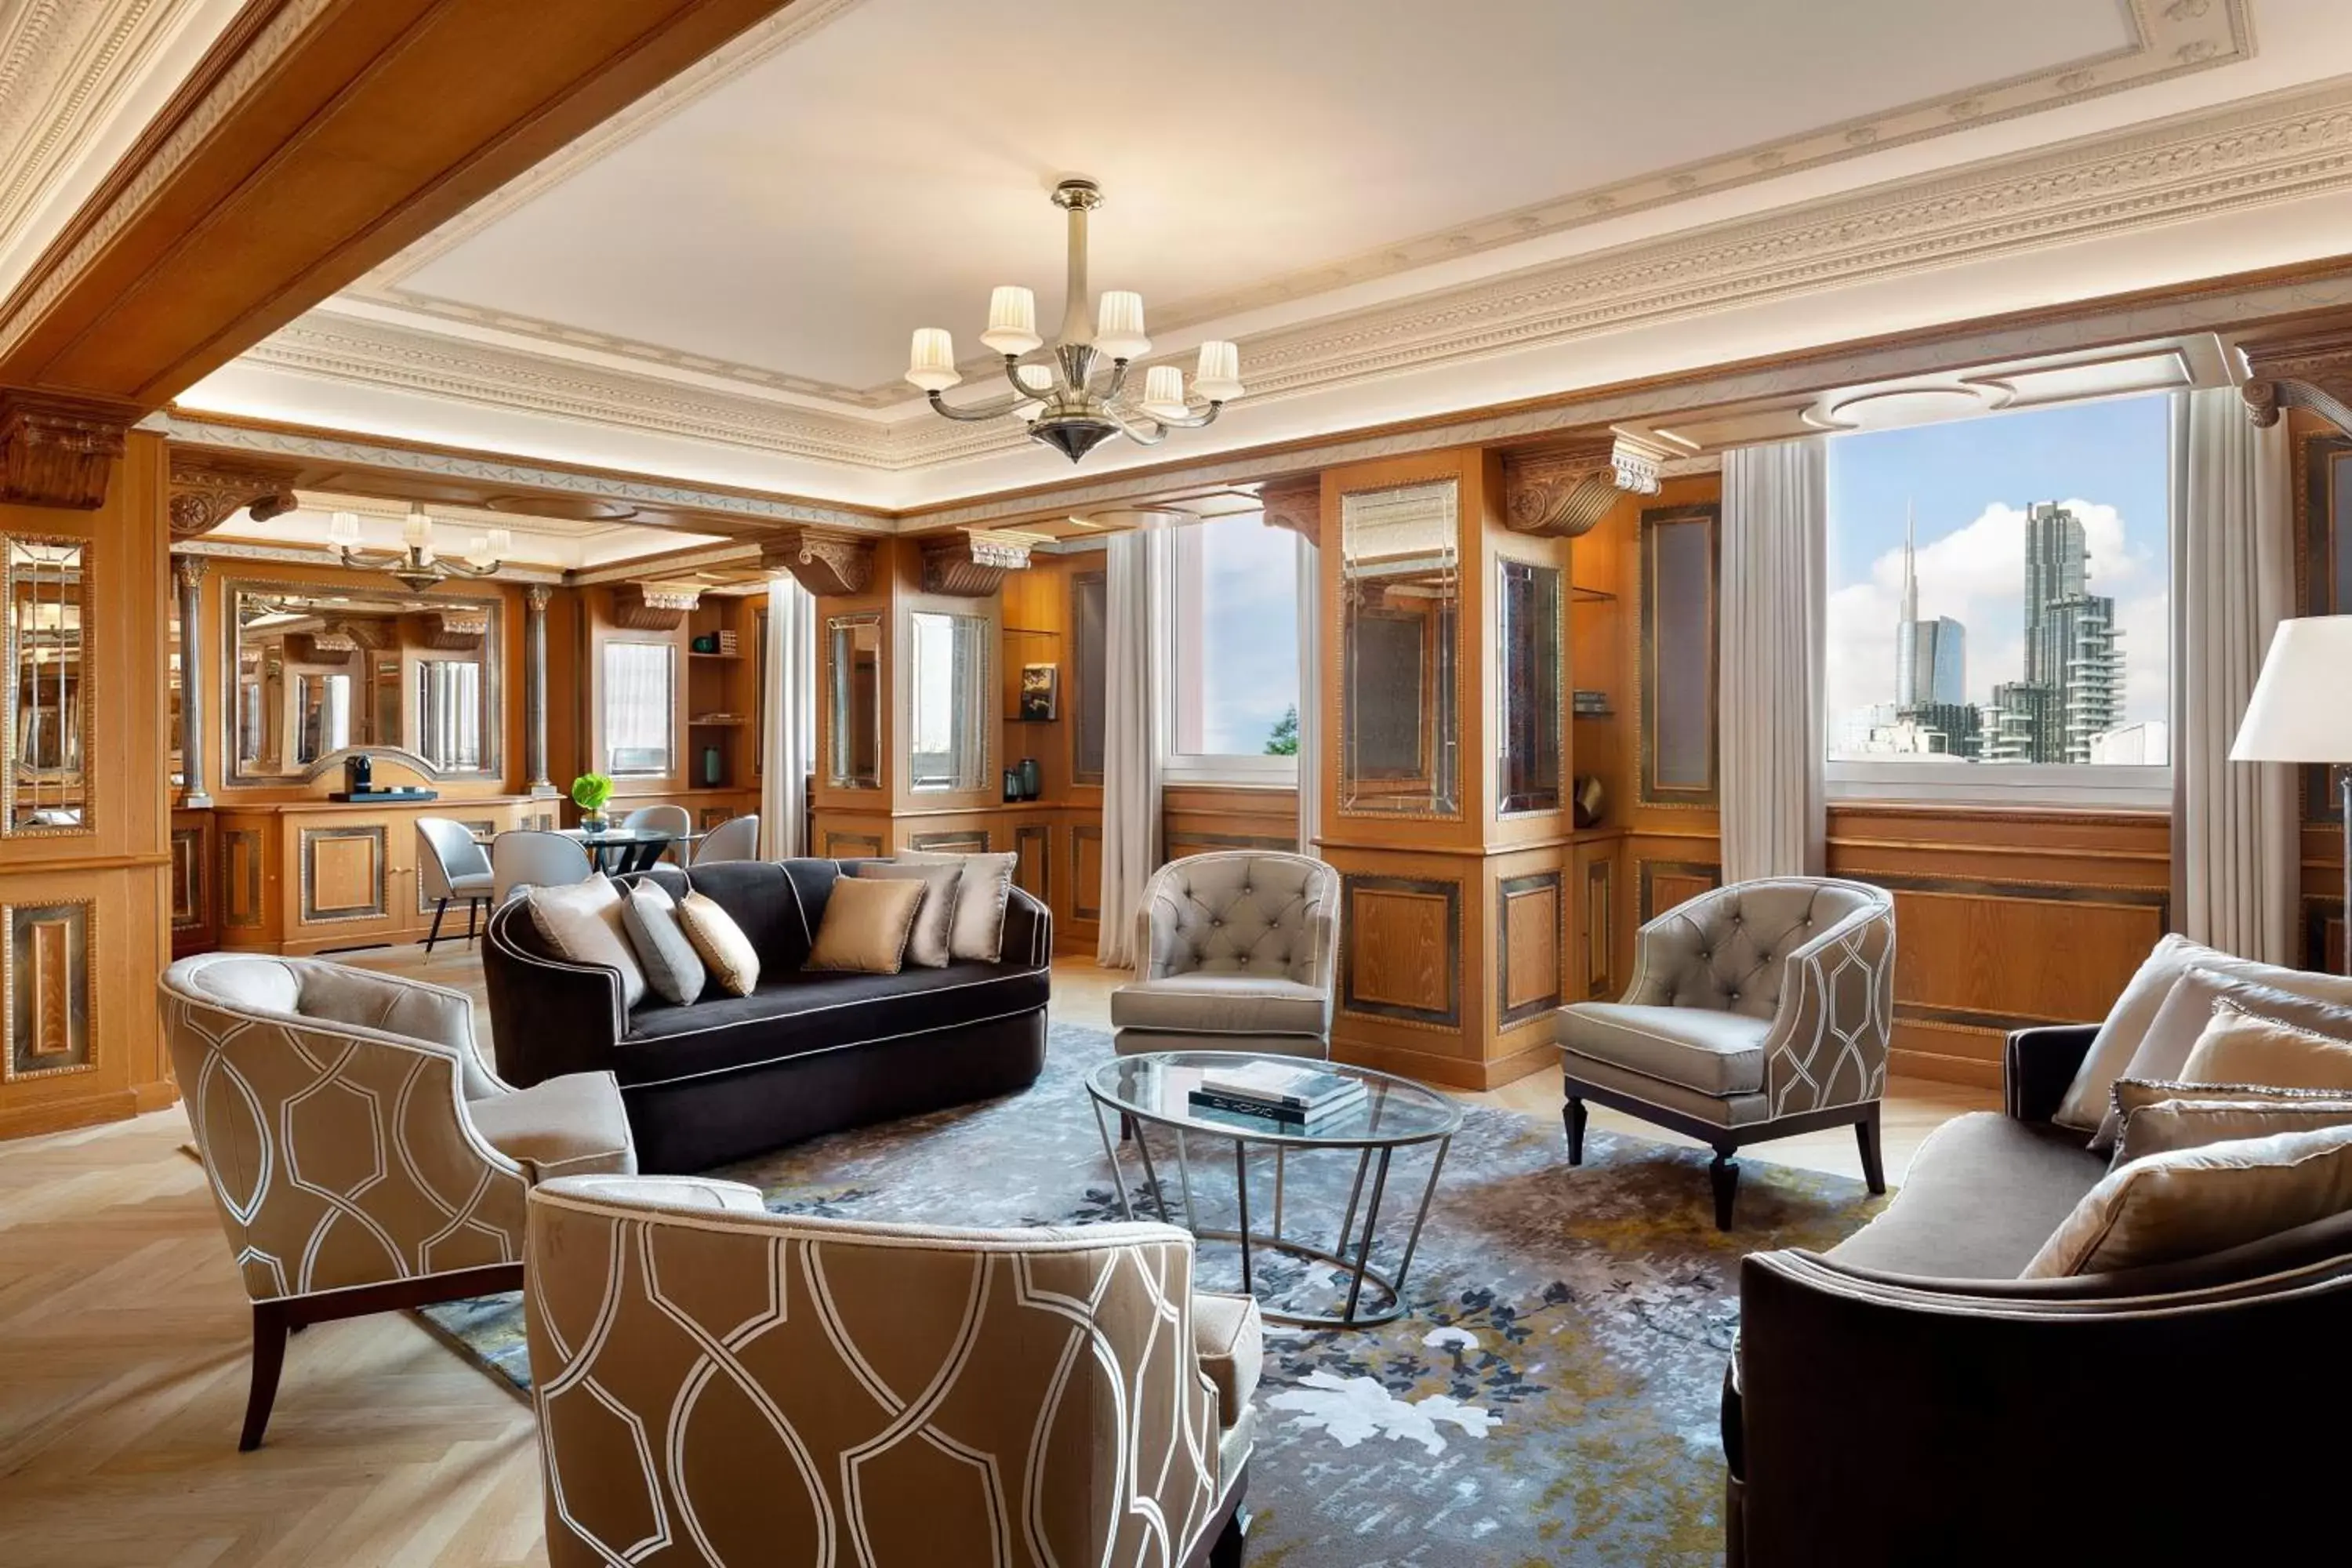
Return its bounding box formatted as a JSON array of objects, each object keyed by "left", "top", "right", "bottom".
[{"left": 570, "top": 772, "right": 614, "bottom": 833}]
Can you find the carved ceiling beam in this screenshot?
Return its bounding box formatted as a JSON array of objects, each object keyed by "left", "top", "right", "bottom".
[
  {"left": 167, "top": 451, "right": 300, "bottom": 538},
  {"left": 2240, "top": 328, "right": 2352, "bottom": 434},
  {"left": 1257, "top": 477, "right": 1322, "bottom": 549},
  {"left": 611, "top": 580, "right": 701, "bottom": 631},
  {"left": 920, "top": 529, "right": 1035, "bottom": 597},
  {"left": 416, "top": 607, "right": 488, "bottom": 650},
  {"left": 1502, "top": 432, "right": 1673, "bottom": 537},
  {"left": 760, "top": 526, "right": 876, "bottom": 597},
  {"left": 0, "top": 390, "right": 135, "bottom": 510}
]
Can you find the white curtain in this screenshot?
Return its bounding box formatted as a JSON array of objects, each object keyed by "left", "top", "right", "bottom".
[
  {"left": 760, "top": 574, "right": 818, "bottom": 858},
  {"left": 1719, "top": 437, "right": 1828, "bottom": 884},
  {"left": 1294, "top": 530, "right": 1321, "bottom": 853},
  {"left": 2170, "top": 387, "right": 2296, "bottom": 964},
  {"left": 1098, "top": 528, "right": 1163, "bottom": 967}
]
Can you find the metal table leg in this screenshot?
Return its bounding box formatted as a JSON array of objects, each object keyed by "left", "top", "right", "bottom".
[
  {"left": 1232, "top": 1140, "right": 1253, "bottom": 1296},
  {"left": 1341, "top": 1148, "right": 1395, "bottom": 1323},
  {"left": 1131, "top": 1123, "right": 1175, "bottom": 1225},
  {"left": 1089, "top": 1099, "right": 1134, "bottom": 1221},
  {"left": 1389, "top": 1135, "right": 1451, "bottom": 1300}
]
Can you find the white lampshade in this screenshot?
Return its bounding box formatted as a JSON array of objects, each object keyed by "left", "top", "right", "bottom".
[
  {"left": 980, "top": 285, "right": 1042, "bottom": 356},
  {"left": 1094, "top": 290, "right": 1149, "bottom": 360},
  {"left": 402, "top": 506, "right": 432, "bottom": 550},
  {"left": 1013, "top": 362, "right": 1055, "bottom": 421},
  {"left": 1140, "top": 365, "right": 1189, "bottom": 422},
  {"left": 2232, "top": 615, "right": 2352, "bottom": 761},
  {"left": 905, "top": 327, "right": 962, "bottom": 392},
  {"left": 468, "top": 528, "right": 511, "bottom": 567},
  {"left": 327, "top": 510, "right": 361, "bottom": 546},
  {"left": 1194, "top": 339, "right": 1243, "bottom": 402}
]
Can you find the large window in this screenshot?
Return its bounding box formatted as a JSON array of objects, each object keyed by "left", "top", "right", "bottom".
[
  {"left": 1166, "top": 516, "right": 1301, "bottom": 782},
  {"left": 1824, "top": 395, "right": 2171, "bottom": 805}
]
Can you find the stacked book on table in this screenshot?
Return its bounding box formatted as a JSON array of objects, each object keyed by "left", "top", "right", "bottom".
[{"left": 1187, "top": 1061, "right": 1366, "bottom": 1130}]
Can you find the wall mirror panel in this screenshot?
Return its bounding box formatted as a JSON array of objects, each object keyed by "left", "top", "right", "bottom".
[
  {"left": 228, "top": 582, "right": 503, "bottom": 783},
  {"left": 5, "top": 539, "right": 92, "bottom": 832},
  {"left": 1497, "top": 557, "right": 1563, "bottom": 815},
  {"left": 1340, "top": 480, "right": 1460, "bottom": 816},
  {"left": 827, "top": 612, "right": 881, "bottom": 789},
  {"left": 1639, "top": 504, "right": 1720, "bottom": 804},
  {"left": 907, "top": 608, "right": 989, "bottom": 793},
  {"left": 602, "top": 641, "right": 675, "bottom": 776}
]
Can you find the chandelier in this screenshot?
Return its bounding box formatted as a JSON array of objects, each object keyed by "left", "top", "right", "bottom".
[
  {"left": 903, "top": 179, "right": 1244, "bottom": 463},
  {"left": 327, "top": 504, "right": 509, "bottom": 593}
]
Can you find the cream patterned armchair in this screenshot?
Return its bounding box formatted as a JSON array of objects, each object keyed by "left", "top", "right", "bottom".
[
  {"left": 525, "top": 1174, "right": 1260, "bottom": 1568},
  {"left": 160, "top": 953, "right": 636, "bottom": 1450},
  {"left": 1111, "top": 850, "right": 1341, "bottom": 1059},
  {"left": 1555, "top": 877, "right": 1895, "bottom": 1229}
]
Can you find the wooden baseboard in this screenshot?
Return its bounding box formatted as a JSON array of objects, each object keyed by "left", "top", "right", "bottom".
[
  {"left": 0, "top": 1088, "right": 152, "bottom": 1143},
  {"left": 1333, "top": 1035, "right": 1556, "bottom": 1092},
  {"left": 1889, "top": 1047, "right": 2003, "bottom": 1091}
]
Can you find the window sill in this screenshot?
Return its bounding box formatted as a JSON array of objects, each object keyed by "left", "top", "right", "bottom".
[
  {"left": 1826, "top": 760, "right": 2171, "bottom": 811},
  {"left": 1162, "top": 754, "right": 1299, "bottom": 788}
]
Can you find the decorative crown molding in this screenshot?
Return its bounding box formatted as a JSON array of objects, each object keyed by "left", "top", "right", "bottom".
[{"left": 0, "top": 388, "right": 135, "bottom": 508}]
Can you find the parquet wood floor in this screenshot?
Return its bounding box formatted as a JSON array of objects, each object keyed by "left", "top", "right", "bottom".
[{"left": 0, "top": 947, "right": 1993, "bottom": 1565}]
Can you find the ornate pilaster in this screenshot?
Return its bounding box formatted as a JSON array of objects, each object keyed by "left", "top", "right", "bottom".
[
  {"left": 524, "top": 584, "right": 556, "bottom": 797},
  {"left": 0, "top": 391, "right": 134, "bottom": 510},
  {"left": 166, "top": 451, "right": 299, "bottom": 538},
  {"left": 1502, "top": 432, "right": 1673, "bottom": 538},
  {"left": 760, "top": 526, "right": 876, "bottom": 596},
  {"left": 173, "top": 555, "right": 212, "bottom": 808},
  {"left": 2240, "top": 327, "right": 2352, "bottom": 434},
  {"left": 920, "top": 528, "right": 1033, "bottom": 597},
  {"left": 1257, "top": 477, "right": 1322, "bottom": 548}
]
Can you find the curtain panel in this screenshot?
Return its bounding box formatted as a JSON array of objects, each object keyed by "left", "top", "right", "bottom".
[
  {"left": 1098, "top": 529, "right": 1163, "bottom": 966},
  {"left": 2170, "top": 387, "right": 2296, "bottom": 964},
  {"left": 1295, "top": 532, "right": 1322, "bottom": 853},
  {"left": 1720, "top": 437, "right": 1828, "bottom": 884},
  {"left": 760, "top": 574, "right": 818, "bottom": 859}
]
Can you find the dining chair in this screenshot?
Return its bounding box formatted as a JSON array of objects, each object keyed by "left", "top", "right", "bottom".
[
  {"left": 492, "top": 829, "right": 593, "bottom": 906},
  {"left": 689, "top": 813, "right": 760, "bottom": 866},
  {"left": 416, "top": 817, "right": 495, "bottom": 951},
  {"left": 619, "top": 803, "right": 691, "bottom": 871}
]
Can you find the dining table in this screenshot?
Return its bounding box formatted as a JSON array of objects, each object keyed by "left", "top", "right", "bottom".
[{"left": 478, "top": 824, "right": 703, "bottom": 875}]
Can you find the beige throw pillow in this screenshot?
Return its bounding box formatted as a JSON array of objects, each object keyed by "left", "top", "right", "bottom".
[
  {"left": 804, "top": 876, "right": 925, "bottom": 975},
  {"left": 676, "top": 891, "right": 760, "bottom": 996},
  {"left": 2022, "top": 1120, "right": 2352, "bottom": 1279},
  {"left": 2053, "top": 935, "right": 2352, "bottom": 1133},
  {"left": 895, "top": 849, "right": 1017, "bottom": 964},
  {"left": 2114, "top": 1095, "right": 2352, "bottom": 1165},
  {"left": 851, "top": 862, "right": 962, "bottom": 967},
  {"left": 2092, "top": 971, "right": 2352, "bottom": 1151},
  {"left": 528, "top": 874, "right": 646, "bottom": 1010},
  {"left": 618, "top": 880, "right": 704, "bottom": 1007},
  {"left": 2180, "top": 1002, "right": 2352, "bottom": 1093}
]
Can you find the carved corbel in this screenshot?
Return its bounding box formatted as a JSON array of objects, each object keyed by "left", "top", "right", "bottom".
[
  {"left": 166, "top": 449, "right": 299, "bottom": 537},
  {"left": 920, "top": 528, "right": 1034, "bottom": 597},
  {"left": 412, "top": 608, "right": 487, "bottom": 650},
  {"left": 1502, "top": 432, "right": 1673, "bottom": 537},
  {"left": 321, "top": 616, "right": 396, "bottom": 651},
  {"left": 1257, "top": 477, "right": 1322, "bottom": 548},
  {"left": 0, "top": 391, "right": 136, "bottom": 510},
  {"left": 760, "top": 526, "right": 876, "bottom": 596},
  {"left": 2240, "top": 327, "right": 2352, "bottom": 434},
  {"left": 611, "top": 580, "right": 700, "bottom": 630}
]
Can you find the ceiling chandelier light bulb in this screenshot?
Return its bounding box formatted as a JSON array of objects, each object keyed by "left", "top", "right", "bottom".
[
  {"left": 403, "top": 506, "right": 433, "bottom": 553},
  {"left": 1140, "top": 365, "right": 1190, "bottom": 423},
  {"left": 980, "top": 286, "right": 1043, "bottom": 357},
  {"left": 1193, "top": 339, "right": 1243, "bottom": 402},
  {"left": 1094, "top": 290, "right": 1149, "bottom": 361},
  {"left": 467, "top": 527, "right": 512, "bottom": 568},
  {"left": 905, "top": 327, "right": 962, "bottom": 391},
  {"left": 327, "top": 510, "right": 361, "bottom": 546}
]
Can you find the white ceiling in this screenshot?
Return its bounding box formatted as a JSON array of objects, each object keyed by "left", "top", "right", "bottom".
[{"left": 147, "top": 0, "right": 2352, "bottom": 510}]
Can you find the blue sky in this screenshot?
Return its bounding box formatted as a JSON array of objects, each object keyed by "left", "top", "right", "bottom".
[
  {"left": 1825, "top": 393, "right": 2172, "bottom": 728},
  {"left": 1193, "top": 519, "right": 1300, "bottom": 753}
]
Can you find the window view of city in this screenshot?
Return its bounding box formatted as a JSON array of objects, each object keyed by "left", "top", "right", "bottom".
[{"left": 1824, "top": 394, "right": 2171, "bottom": 768}]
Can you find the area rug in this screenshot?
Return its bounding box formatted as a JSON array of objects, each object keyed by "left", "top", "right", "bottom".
[{"left": 423, "top": 1023, "right": 1887, "bottom": 1566}]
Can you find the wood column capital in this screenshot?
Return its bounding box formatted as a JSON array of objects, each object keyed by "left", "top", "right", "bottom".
[
  {"left": 760, "top": 527, "right": 876, "bottom": 596},
  {"left": 1502, "top": 433, "right": 1671, "bottom": 538},
  {"left": 920, "top": 529, "right": 1033, "bottom": 597},
  {"left": 167, "top": 450, "right": 299, "bottom": 538},
  {"left": 2240, "top": 328, "right": 2352, "bottom": 434},
  {"left": 0, "top": 390, "right": 136, "bottom": 509},
  {"left": 612, "top": 581, "right": 699, "bottom": 631}
]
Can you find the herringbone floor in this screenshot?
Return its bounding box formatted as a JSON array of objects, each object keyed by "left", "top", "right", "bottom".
[{"left": 0, "top": 946, "right": 1991, "bottom": 1566}]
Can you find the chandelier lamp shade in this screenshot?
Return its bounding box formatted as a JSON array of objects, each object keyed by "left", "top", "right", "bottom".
[
  {"left": 327, "top": 505, "right": 509, "bottom": 593},
  {"left": 904, "top": 178, "right": 1244, "bottom": 463}
]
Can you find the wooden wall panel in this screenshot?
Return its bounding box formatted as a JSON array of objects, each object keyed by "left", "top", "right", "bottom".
[
  {"left": 1497, "top": 871, "right": 1561, "bottom": 1026},
  {"left": 1341, "top": 874, "right": 1461, "bottom": 1027},
  {"left": 1163, "top": 784, "right": 1298, "bottom": 861},
  {"left": 2292, "top": 412, "right": 2347, "bottom": 974}
]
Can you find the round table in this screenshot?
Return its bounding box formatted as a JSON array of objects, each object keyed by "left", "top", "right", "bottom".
[{"left": 1086, "top": 1050, "right": 1461, "bottom": 1328}]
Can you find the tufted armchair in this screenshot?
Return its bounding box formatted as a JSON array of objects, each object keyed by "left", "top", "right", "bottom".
[
  {"left": 1554, "top": 877, "right": 1895, "bottom": 1229},
  {"left": 525, "top": 1173, "right": 1258, "bottom": 1568},
  {"left": 1110, "top": 850, "right": 1341, "bottom": 1060},
  {"left": 159, "top": 953, "right": 636, "bottom": 1450}
]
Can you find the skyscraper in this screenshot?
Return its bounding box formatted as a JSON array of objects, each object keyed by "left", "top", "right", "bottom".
[
  {"left": 2022, "top": 501, "right": 2088, "bottom": 684},
  {"left": 1895, "top": 503, "right": 1967, "bottom": 707},
  {"left": 2007, "top": 502, "right": 2122, "bottom": 764}
]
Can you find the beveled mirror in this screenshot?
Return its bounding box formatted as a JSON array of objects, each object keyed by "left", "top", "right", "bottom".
[
  {"left": 5, "top": 538, "right": 92, "bottom": 833},
  {"left": 826, "top": 612, "right": 882, "bottom": 789},
  {"left": 1339, "top": 480, "right": 1460, "bottom": 816},
  {"left": 1497, "top": 557, "right": 1563, "bottom": 814},
  {"left": 907, "top": 608, "right": 989, "bottom": 793},
  {"left": 228, "top": 580, "right": 503, "bottom": 783}
]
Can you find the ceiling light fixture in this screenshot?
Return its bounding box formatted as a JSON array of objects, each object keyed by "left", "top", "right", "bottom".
[
  {"left": 905, "top": 178, "right": 1243, "bottom": 463},
  {"left": 327, "top": 505, "right": 508, "bottom": 593}
]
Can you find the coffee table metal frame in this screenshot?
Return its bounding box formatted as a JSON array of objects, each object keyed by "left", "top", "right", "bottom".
[{"left": 1087, "top": 1054, "right": 1461, "bottom": 1329}]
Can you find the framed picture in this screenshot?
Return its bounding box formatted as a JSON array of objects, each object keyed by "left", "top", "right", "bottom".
[{"left": 1019, "top": 662, "right": 1059, "bottom": 722}]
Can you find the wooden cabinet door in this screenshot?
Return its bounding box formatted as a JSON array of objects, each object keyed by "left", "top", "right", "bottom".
[{"left": 289, "top": 818, "right": 402, "bottom": 948}]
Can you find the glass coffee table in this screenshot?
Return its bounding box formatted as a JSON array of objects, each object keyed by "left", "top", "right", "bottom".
[{"left": 1087, "top": 1051, "right": 1462, "bottom": 1328}]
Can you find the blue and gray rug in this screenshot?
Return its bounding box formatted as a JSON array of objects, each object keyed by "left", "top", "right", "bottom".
[{"left": 423, "top": 1023, "right": 1886, "bottom": 1566}]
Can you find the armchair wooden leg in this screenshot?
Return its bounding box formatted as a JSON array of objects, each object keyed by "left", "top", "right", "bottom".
[
  {"left": 1120, "top": 1112, "right": 1137, "bottom": 1143},
  {"left": 423, "top": 899, "right": 448, "bottom": 953},
  {"left": 465, "top": 898, "right": 481, "bottom": 946},
  {"left": 1708, "top": 1148, "right": 1740, "bottom": 1232},
  {"left": 1855, "top": 1105, "right": 1887, "bottom": 1195},
  {"left": 1208, "top": 1512, "right": 1248, "bottom": 1568},
  {"left": 240, "top": 1301, "right": 290, "bottom": 1452},
  {"left": 1563, "top": 1098, "right": 1588, "bottom": 1165}
]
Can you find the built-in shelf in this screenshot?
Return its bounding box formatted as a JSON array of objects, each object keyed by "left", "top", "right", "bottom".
[
  {"left": 689, "top": 716, "right": 749, "bottom": 727},
  {"left": 688, "top": 649, "right": 742, "bottom": 660},
  {"left": 1570, "top": 585, "right": 1616, "bottom": 604},
  {"left": 1573, "top": 708, "right": 1617, "bottom": 720}
]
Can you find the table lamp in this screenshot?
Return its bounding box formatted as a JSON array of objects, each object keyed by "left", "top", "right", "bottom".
[{"left": 2231, "top": 615, "right": 2352, "bottom": 975}]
